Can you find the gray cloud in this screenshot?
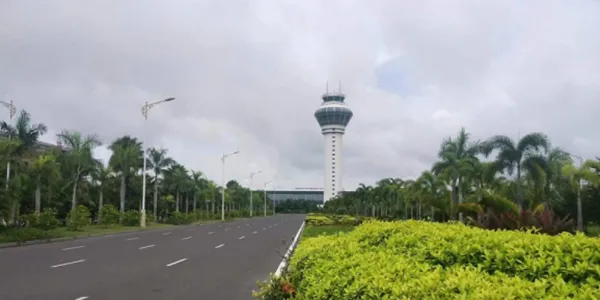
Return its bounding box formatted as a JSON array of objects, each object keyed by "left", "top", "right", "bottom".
[{"left": 1, "top": 0, "right": 600, "bottom": 190}]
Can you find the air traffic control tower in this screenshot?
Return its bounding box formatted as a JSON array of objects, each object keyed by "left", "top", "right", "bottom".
[{"left": 314, "top": 85, "right": 353, "bottom": 203}]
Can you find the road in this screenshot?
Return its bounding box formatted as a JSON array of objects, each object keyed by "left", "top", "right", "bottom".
[{"left": 0, "top": 214, "right": 305, "bottom": 300}]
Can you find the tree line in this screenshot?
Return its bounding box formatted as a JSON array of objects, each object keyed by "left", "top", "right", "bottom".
[
  {"left": 325, "top": 128, "right": 600, "bottom": 232},
  {"left": 0, "top": 109, "right": 274, "bottom": 226}
]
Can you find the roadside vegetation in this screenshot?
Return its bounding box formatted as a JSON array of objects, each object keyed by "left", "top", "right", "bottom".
[
  {"left": 256, "top": 128, "right": 600, "bottom": 299},
  {"left": 0, "top": 109, "right": 274, "bottom": 244}
]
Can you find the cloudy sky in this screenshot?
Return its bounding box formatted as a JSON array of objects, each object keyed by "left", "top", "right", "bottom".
[{"left": 1, "top": 0, "right": 600, "bottom": 191}]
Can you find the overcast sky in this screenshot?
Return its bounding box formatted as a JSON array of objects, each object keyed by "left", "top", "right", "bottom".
[{"left": 1, "top": 0, "right": 600, "bottom": 190}]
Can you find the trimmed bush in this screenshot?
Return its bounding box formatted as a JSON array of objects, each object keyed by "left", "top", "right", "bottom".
[
  {"left": 122, "top": 210, "right": 140, "bottom": 226},
  {"left": 99, "top": 204, "right": 120, "bottom": 227},
  {"left": 66, "top": 205, "right": 92, "bottom": 231},
  {"left": 281, "top": 220, "right": 600, "bottom": 299}
]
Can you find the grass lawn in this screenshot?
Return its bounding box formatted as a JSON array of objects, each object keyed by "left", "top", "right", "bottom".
[{"left": 302, "top": 224, "right": 355, "bottom": 238}]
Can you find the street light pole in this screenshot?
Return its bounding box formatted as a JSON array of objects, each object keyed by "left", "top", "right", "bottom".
[
  {"left": 264, "top": 180, "right": 272, "bottom": 217},
  {"left": 140, "top": 97, "right": 175, "bottom": 228},
  {"left": 249, "top": 170, "right": 261, "bottom": 217},
  {"left": 0, "top": 100, "right": 16, "bottom": 193},
  {"left": 221, "top": 150, "right": 240, "bottom": 221}
]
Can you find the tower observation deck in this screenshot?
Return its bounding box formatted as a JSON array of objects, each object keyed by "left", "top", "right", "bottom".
[{"left": 314, "top": 87, "right": 353, "bottom": 203}]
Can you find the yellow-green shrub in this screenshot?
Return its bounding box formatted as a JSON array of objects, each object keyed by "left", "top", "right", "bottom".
[{"left": 286, "top": 220, "right": 600, "bottom": 299}]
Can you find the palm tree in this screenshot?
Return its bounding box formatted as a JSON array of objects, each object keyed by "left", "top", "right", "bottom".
[
  {"left": 29, "top": 154, "right": 60, "bottom": 214},
  {"left": 432, "top": 127, "right": 479, "bottom": 221},
  {"left": 191, "top": 171, "right": 205, "bottom": 213},
  {"left": 0, "top": 110, "right": 47, "bottom": 220},
  {"left": 57, "top": 130, "right": 102, "bottom": 210},
  {"left": 482, "top": 132, "right": 549, "bottom": 210},
  {"left": 109, "top": 136, "right": 142, "bottom": 215},
  {"left": 91, "top": 161, "right": 113, "bottom": 222},
  {"left": 147, "top": 148, "right": 174, "bottom": 219},
  {"left": 563, "top": 160, "right": 600, "bottom": 231},
  {"left": 166, "top": 164, "right": 189, "bottom": 212}
]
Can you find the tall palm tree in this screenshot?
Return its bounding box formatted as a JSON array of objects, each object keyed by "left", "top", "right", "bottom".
[
  {"left": 563, "top": 160, "right": 600, "bottom": 231},
  {"left": 57, "top": 130, "right": 102, "bottom": 210},
  {"left": 191, "top": 171, "right": 205, "bottom": 213},
  {"left": 482, "top": 132, "right": 549, "bottom": 210},
  {"left": 109, "top": 136, "right": 142, "bottom": 214},
  {"left": 29, "top": 153, "right": 60, "bottom": 214},
  {"left": 166, "top": 164, "right": 189, "bottom": 212},
  {"left": 0, "top": 110, "right": 47, "bottom": 220},
  {"left": 91, "top": 161, "right": 113, "bottom": 222},
  {"left": 147, "top": 148, "right": 174, "bottom": 219},
  {"left": 432, "top": 127, "right": 479, "bottom": 221}
]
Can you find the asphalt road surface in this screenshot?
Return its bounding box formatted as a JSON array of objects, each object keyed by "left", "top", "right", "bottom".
[{"left": 0, "top": 214, "right": 305, "bottom": 300}]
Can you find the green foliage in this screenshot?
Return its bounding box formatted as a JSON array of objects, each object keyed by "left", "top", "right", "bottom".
[
  {"left": 122, "top": 210, "right": 140, "bottom": 226},
  {"left": 468, "top": 209, "right": 575, "bottom": 235},
  {"left": 253, "top": 274, "right": 296, "bottom": 299},
  {"left": 66, "top": 205, "right": 92, "bottom": 231},
  {"left": 277, "top": 220, "right": 600, "bottom": 299},
  {"left": 305, "top": 214, "right": 369, "bottom": 226},
  {"left": 32, "top": 208, "right": 60, "bottom": 231},
  {"left": 99, "top": 204, "right": 120, "bottom": 226}
]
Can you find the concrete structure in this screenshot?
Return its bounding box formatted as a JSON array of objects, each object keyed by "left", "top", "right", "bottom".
[
  {"left": 266, "top": 188, "right": 324, "bottom": 203},
  {"left": 314, "top": 87, "right": 353, "bottom": 203}
]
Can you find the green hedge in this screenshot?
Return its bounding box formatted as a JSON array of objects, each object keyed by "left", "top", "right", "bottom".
[
  {"left": 305, "top": 214, "right": 370, "bottom": 226},
  {"left": 284, "top": 220, "right": 600, "bottom": 299}
]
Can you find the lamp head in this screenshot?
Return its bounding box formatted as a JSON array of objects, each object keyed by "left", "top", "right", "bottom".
[{"left": 164, "top": 97, "right": 176, "bottom": 102}]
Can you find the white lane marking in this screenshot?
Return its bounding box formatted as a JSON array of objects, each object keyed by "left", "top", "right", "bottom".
[
  {"left": 208, "top": 231, "right": 214, "bottom": 235},
  {"left": 253, "top": 231, "right": 257, "bottom": 234},
  {"left": 166, "top": 258, "right": 188, "bottom": 267},
  {"left": 238, "top": 236, "right": 245, "bottom": 240},
  {"left": 246, "top": 224, "right": 249, "bottom": 226},
  {"left": 269, "top": 225, "right": 272, "bottom": 228},
  {"left": 274, "top": 223, "right": 278, "bottom": 226},
  {"left": 263, "top": 228, "right": 266, "bottom": 230},
  {"left": 162, "top": 232, "right": 172, "bottom": 236},
  {"left": 237, "top": 226, "right": 240, "bottom": 228},
  {"left": 50, "top": 259, "right": 86, "bottom": 268},
  {"left": 125, "top": 237, "right": 139, "bottom": 241},
  {"left": 138, "top": 244, "right": 155, "bottom": 250},
  {"left": 275, "top": 221, "right": 306, "bottom": 277},
  {"left": 215, "top": 244, "right": 225, "bottom": 249},
  {"left": 182, "top": 236, "right": 192, "bottom": 240},
  {"left": 62, "top": 245, "right": 85, "bottom": 251},
  {"left": 187, "top": 228, "right": 194, "bottom": 231},
  {"left": 225, "top": 228, "right": 229, "bottom": 231},
  {"left": 74, "top": 297, "right": 89, "bottom": 300}
]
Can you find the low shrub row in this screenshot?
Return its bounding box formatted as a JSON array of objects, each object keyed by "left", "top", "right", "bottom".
[
  {"left": 305, "top": 213, "right": 370, "bottom": 226},
  {"left": 265, "top": 220, "right": 600, "bottom": 299}
]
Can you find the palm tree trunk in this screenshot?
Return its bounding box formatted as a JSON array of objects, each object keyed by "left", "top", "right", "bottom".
[
  {"left": 35, "top": 181, "right": 41, "bottom": 214},
  {"left": 176, "top": 191, "right": 180, "bottom": 212},
  {"left": 98, "top": 188, "right": 104, "bottom": 223},
  {"left": 71, "top": 179, "right": 78, "bottom": 211},
  {"left": 516, "top": 165, "right": 523, "bottom": 210},
  {"left": 153, "top": 178, "right": 158, "bottom": 220},
  {"left": 119, "top": 175, "right": 126, "bottom": 213},
  {"left": 577, "top": 181, "right": 583, "bottom": 232},
  {"left": 458, "top": 178, "right": 464, "bottom": 223}
]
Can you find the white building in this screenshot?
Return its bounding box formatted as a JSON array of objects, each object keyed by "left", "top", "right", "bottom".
[{"left": 314, "top": 91, "right": 353, "bottom": 203}]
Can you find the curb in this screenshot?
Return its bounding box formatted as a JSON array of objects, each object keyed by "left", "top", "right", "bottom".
[{"left": 274, "top": 220, "right": 306, "bottom": 277}]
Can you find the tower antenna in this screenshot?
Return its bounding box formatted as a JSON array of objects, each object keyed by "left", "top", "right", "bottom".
[
  {"left": 339, "top": 80, "right": 342, "bottom": 94},
  {"left": 326, "top": 81, "right": 329, "bottom": 94}
]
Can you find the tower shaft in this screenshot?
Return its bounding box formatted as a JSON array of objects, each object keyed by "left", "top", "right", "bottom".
[{"left": 323, "top": 127, "right": 344, "bottom": 202}]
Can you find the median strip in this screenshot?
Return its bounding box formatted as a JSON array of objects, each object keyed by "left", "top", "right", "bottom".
[
  {"left": 166, "top": 258, "right": 188, "bottom": 267},
  {"left": 50, "top": 259, "right": 86, "bottom": 268},
  {"left": 215, "top": 244, "right": 225, "bottom": 249},
  {"left": 62, "top": 245, "right": 85, "bottom": 251},
  {"left": 138, "top": 244, "right": 155, "bottom": 250}
]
